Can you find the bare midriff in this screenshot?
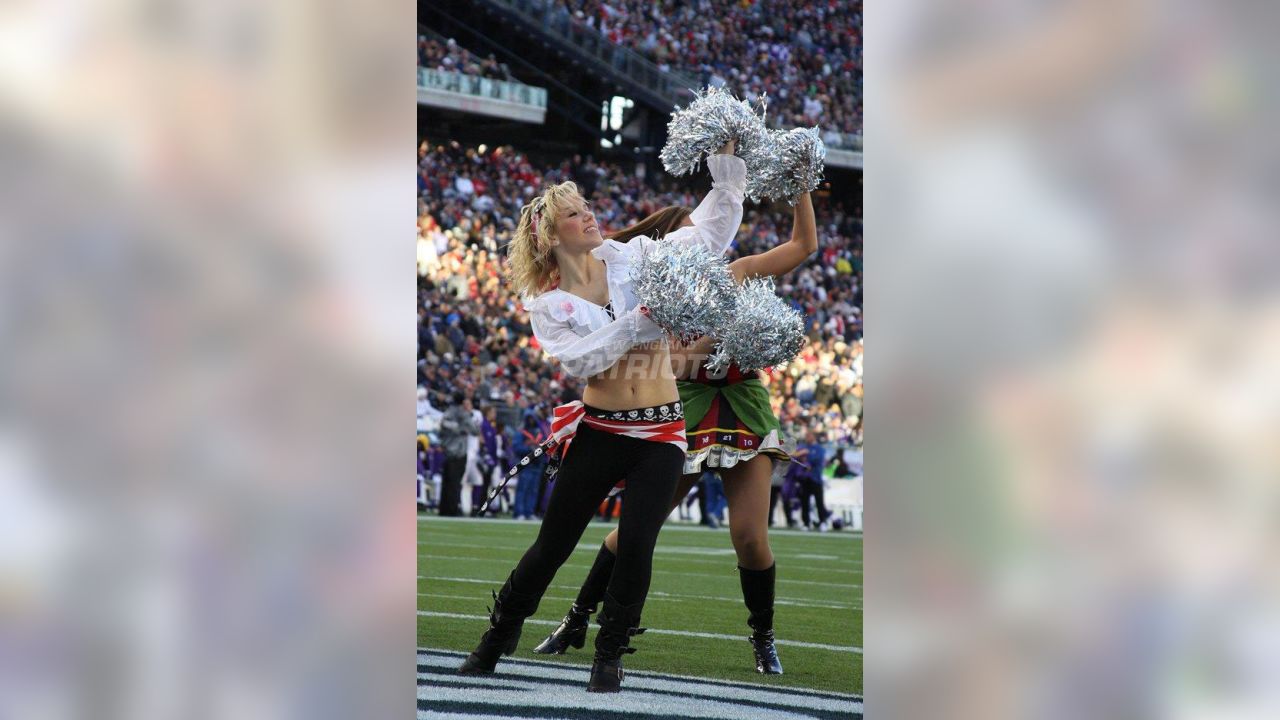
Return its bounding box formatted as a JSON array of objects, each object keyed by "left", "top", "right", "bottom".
[{"left": 582, "top": 342, "right": 678, "bottom": 411}]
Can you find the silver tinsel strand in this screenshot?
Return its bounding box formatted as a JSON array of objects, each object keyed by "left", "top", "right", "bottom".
[
  {"left": 741, "top": 128, "right": 784, "bottom": 204},
  {"left": 706, "top": 277, "right": 806, "bottom": 373},
  {"left": 660, "top": 86, "right": 767, "bottom": 177},
  {"left": 630, "top": 241, "right": 737, "bottom": 341},
  {"left": 743, "top": 126, "right": 827, "bottom": 205}
]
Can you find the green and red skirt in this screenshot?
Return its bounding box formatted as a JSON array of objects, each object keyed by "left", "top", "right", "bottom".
[{"left": 678, "top": 364, "right": 789, "bottom": 477}]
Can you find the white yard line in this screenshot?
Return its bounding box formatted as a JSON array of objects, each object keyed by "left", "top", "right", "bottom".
[
  {"left": 418, "top": 514, "right": 862, "bottom": 539},
  {"left": 417, "top": 539, "right": 861, "bottom": 567},
  {"left": 416, "top": 563, "right": 858, "bottom": 588},
  {"left": 418, "top": 589, "right": 860, "bottom": 611},
  {"left": 419, "top": 547, "right": 861, "bottom": 577},
  {"left": 417, "top": 611, "right": 862, "bottom": 654}
]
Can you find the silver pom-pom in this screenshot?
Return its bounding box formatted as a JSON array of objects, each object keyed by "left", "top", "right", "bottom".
[
  {"left": 660, "top": 87, "right": 766, "bottom": 177},
  {"left": 743, "top": 127, "right": 827, "bottom": 205},
  {"left": 736, "top": 92, "right": 772, "bottom": 160},
  {"left": 741, "top": 129, "right": 784, "bottom": 204},
  {"left": 630, "top": 241, "right": 736, "bottom": 341},
  {"left": 706, "top": 277, "right": 806, "bottom": 373}
]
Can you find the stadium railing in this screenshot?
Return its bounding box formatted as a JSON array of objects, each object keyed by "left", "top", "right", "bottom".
[{"left": 418, "top": 67, "right": 548, "bottom": 123}]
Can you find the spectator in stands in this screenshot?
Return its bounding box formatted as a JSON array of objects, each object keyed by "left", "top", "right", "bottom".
[
  {"left": 460, "top": 397, "right": 485, "bottom": 512},
  {"left": 767, "top": 460, "right": 789, "bottom": 527},
  {"left": 540, "top": 0, "right": 862, "bottom": 137},
  {"left": 472, "top": 406, "right": 501, "bottom": 516},
  {"left": 794, "top": 429, "right": 834, "bottom": 531},
  {"left": 700, "top": 470, "right": 726, "bottom": 527},
  {"left": 417, "top": 385, "right": 442, "bottom": 432},
  {"left": 511, "top": 414, "right": 546, "bottom": 520},
  {"left": 438, "top": 392, "right": 479, "bottom": 516}
]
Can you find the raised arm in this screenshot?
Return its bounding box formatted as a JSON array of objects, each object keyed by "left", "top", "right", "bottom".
[
  {"left": 529, "top": 303, "right": 665, "bottom": 378},
  {"left": 664, "top": 141, "right": 746, "bottom": 257},
  {"left": 729, "top": 192, "right": 818, "bottom": 282}
]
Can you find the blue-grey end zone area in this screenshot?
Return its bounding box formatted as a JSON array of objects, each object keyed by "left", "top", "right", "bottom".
[{"left": 417, "top": 648, "right": 863, "bottom": 719}]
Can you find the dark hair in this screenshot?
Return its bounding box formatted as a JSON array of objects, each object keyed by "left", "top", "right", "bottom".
[{"left": 606, "top": 205, "right": 692, "bottom": 243}]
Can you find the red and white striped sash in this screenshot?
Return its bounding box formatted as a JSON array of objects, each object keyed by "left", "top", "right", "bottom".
[
  {"left": 479, "top": 400, "right": 686, "bottom": 513},
  {"left": 553, "top": 401, "right": 687, "bottom": 453}
]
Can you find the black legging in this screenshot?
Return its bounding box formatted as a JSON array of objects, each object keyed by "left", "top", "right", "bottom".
[{"left": 509, "top": 423, "right": 683, "bottom": 608}]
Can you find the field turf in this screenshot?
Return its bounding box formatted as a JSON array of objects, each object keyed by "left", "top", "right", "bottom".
[{"left": 418, "top": 514, "right": 862, "bottom": 697}]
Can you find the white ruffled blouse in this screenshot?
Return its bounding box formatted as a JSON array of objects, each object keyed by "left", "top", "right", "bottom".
[{"left": 526, "top": 153, "right": 746, "bottom": 378}]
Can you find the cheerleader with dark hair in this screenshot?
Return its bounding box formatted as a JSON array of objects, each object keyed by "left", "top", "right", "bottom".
[{"left": 532, "top": 190, "right": 818, "bottom": 675}]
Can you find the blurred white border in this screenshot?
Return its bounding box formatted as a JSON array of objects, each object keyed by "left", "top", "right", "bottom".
[{"left": 869, "top": 0, "right": 1280, "bottom": 717}]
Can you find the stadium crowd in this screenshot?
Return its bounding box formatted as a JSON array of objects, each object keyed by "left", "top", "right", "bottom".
[
  {"left": 538, "top": 0, "right": 861, "bottom": 139},
  {"left": 417, "top": 139, "right": 861, "bottom": 526},
  {"left": 418, "top": 35, "right": 513, "bottom": 82},
  {"left": 419, "top": 0, "right": 861, "bottom": 141}
]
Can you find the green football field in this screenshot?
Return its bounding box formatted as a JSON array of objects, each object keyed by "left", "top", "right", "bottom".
[{"left": 418, "top": 514, "right": 863, "bottom": 696}]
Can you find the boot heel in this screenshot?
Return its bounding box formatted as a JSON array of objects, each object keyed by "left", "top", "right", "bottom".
[{"left": 533, "top": 605, "right": 592, "bottom": 654}]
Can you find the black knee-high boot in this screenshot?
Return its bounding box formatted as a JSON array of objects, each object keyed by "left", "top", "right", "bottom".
[
  {"left": 457, "top": 571, "right": 541, "bottom": 674},
  {"left": 586, "top": 592, "right": 646, "bottom": 692},
  {"left": 533, "top": 542, "right": 616, "bottom": 654},
  {"left": 739, "top": 564, "right": 783, "bottom": 674}
]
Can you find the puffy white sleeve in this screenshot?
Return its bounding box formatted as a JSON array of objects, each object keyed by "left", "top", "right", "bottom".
[
  {"left": 529, "top": 301, "right": 666, "bottom": 378},
  {"left": 664, "top": 153, "right": 747, "bottom": 257}
]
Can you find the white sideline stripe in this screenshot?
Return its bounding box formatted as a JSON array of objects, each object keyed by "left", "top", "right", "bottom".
[
  {"left": 419, "top": 590, "right": 861, "bottom": 611},
  {"left": 419, "top": 647, "right": 863, "bottom": 702},
  {"left": 417, "top": 611, "right": 862, "bottom": 654},
  {"left": 419, "top": 672, "right": 860, "bottom": 717},
  {"left": 420, "top": 713, "right": 545, "bottom": 720},
  {"left": 779, "top": 577, "right": 861, "bottom": 589},
  {"left": 419, "top": 672, "right": 864, "bottom": 717},
  {"left": 420, "top": 549, "right": 862, "bottom": 578},
  {"left": 423, "top": 554, "right": 592, "bottom": 567},
  {"left": 418, "top": 543, "right": 863, "bottom": 574},
  {"left": 419, "top": 530, "right": 860, "bottom": 550},
  {"left": 418, "top": 648, "right": 864, "bottom": 712},
  {"left": 419, "top": 573, "right": 858, "bottom": 600},
  {"left": 420, "top": 547, "right": 862, "bottom": 575},
  {"left": 651, "top": 546, "right": 736, "bottom": 556},
  {"left": 422, "top": 591, "right": 581, "bottom": 604},
  {"left": 418, "top": 539, "right": 858, "bottom": 564},
  {"left": 416, "top": 575, "right": 860, "bottom": 608},
  {"left": 414, "top": 676, "right": 844, "bottom": 717},
  {"left": 417, "top": 536, "right": 862, "bottom": 562},
  {"left": 419, "top": 514, "right": 862, "bottom": 538},
  {"left": 426, "top": 671, "right": 852, "bottom": 710},
  {"left": 647, "top": 589, "right": 860, "bottom": 610},
  {"left": 416, "top": 550, "right": 858, "bottom": 587},
  {"left": 421, "top": 714, "right": 542, "bottom": 720}
]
